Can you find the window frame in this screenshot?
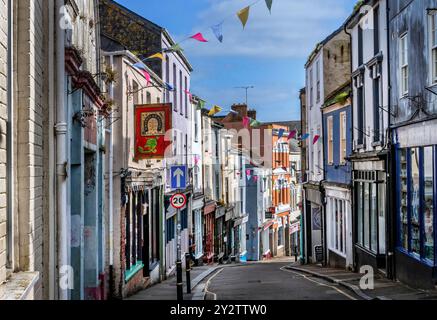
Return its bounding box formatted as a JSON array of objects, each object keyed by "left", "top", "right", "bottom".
[
  {"left": 429, "top": 13, "right": 437, "bottom": 85},
  {"left": 339, "top": 111, "right": 347, "bottom": 164},
  {"left": 327, "top": 115, "right": 334, "bottom": 165},
  {"left": 399, "top": 32, "right": 409, "bottom": 97}
]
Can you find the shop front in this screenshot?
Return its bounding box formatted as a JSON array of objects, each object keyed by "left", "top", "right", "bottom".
[
  {"left": 352, "top": 163, "right": 387, "bottom": 273},
  {"left": 303, "top": 184, "right": 324, "bottom": 264},
  {"left": 191, "top": 195, "right": 205, "bottom": 265},
  {"left": 214, "top": 205, "right": 226, "bottom": 262},
  {"left": 325, "top": 185, "right": 353, "bottom": 269},
  {"left": 260, "top": 220, "right": 274, "bottom": 260},
  {"left": 203, "top": 200, "right": 216, "bottom": 264},
  {"left": 394, "top": 139, "right": 437, "bottom": 289}
]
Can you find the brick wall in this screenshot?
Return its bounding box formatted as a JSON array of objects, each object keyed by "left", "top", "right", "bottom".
[
  {"left": 14, "top": 0, "right": 45, "bottom": 297},
  {"left": 0, "top": 0, "right": 8, "bottom": 289}
]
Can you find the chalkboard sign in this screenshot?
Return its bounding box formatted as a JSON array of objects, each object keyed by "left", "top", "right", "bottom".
[{"left": 314, "top": 245, "right": 323, "bottom": 262}]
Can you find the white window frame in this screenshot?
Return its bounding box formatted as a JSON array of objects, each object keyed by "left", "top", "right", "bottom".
[
  {"left": 316, "top": 60, "right": 321, "bottom": 103},
  {"left": 309, "top": 68, "right": 314, "bottom": 109},
  {"left": 399, "top": 33, "right": 409, "bottom": 96},
  {"left": 328, "top": 197, "right": 347, "bottom": 257},
  {"left": 429, "top": 13, "right": 437, "bottom": 85},
  {"left": 340, "top": 112, "right": 347, "bottom": 164},
  {"left": 327, "top": 116, "right": 334, "bottom": 165}
]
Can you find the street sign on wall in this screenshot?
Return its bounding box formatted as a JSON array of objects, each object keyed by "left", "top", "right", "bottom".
[{"left": 171, "top": 165, "right": 187, "bottom": 189}]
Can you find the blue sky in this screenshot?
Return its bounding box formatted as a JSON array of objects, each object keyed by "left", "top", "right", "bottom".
[{"left": 116, "top": 0, "right": 356, "bottom": 122}]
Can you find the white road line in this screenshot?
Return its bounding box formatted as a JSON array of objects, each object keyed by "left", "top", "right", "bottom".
[
  {"left": 204, "top": 268, "right": 224, "bottom": 301},
  {"left": 280, "top": 266, "right": 358, "bottom": 300}
]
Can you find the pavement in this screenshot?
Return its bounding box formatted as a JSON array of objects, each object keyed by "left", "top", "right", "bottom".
[{"left": 286, "top": 263, "right": 437, "bottom": 300}]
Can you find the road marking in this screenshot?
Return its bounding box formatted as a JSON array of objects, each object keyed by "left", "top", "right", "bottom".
[
  {"left": 280, "top": 266, "right": 358, "bottom": 300},
  {"left": 204, "top": 268, "right": 224, "bottom": 300}
]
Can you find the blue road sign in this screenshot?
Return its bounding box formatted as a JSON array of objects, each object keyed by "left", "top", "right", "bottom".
[{"left": 171, "top": 165, "right": 187, "bottom": 189}]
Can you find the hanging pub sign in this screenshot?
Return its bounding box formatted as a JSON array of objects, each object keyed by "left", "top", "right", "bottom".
[{"left": 135, "top": 104, "right": 172, "bottom": 160}]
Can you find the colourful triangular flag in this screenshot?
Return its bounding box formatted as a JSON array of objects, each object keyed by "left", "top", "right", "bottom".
[
  {"left": 237, "top": 6, "right": 250, "bottom": 29},
  {"left": 165, "top": 83, "right": 174, "bottom": 91},
  {"left": 211, "top": 23, "right": 224, "bottom": 43},
  {"left": 190, "top": 32, "right": 208, "bottom": 42},
  {"left": 301, "top": 133, "right": 310, "bottom": 140},
  {"left": 184, "top": 89, "right": 192, "bottom": 100},
  {"left": 287, "top": 129, "right": 298, "bottom": 140},
  {"left": 265, "top": 0, "right": 273, "bottom": 13},
  {"left": 250, "top": 119, "right": 261, "bottom": 127},
  {"left": 278, "top": 129, "right": 285, "bottom": 139},
  {"left": 208, "top": 105, "right": 222, "bottom": 116},
  {"left": 243, "top": 116, "right": 250, "bottom": 128},
  {"left": 253, "top": 176, "right": 259, "bottom": 182},
  {"left": 313, "top": 135, "right": 320, "bottom": 145},
  {"left": 197, "top": 99, "right": 206, "bottom": 110},
  {"left": 166, "top": 43, "right": 184, "bottom": 53},
  {"left": 147, "top": 52, "right": 164, "bottom": 60}
]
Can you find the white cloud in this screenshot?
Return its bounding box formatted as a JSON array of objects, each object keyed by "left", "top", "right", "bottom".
[{"left": 182, "top": 0, "right": 352, "bottom": 58}]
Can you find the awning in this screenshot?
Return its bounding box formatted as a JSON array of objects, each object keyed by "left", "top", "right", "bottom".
[{"left": 260, "top": 220, "right": 274, "bottom": 231}]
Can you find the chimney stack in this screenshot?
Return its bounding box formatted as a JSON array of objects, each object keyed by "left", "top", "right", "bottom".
[
  {"left": 231, "top": 103, "right": 248, "bottom": 117},
  {"left": 247, "top": 109, "right": 257, "bottom": 120}
]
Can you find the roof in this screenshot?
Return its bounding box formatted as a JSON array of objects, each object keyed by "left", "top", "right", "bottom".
[{"left": 345, "top": 0, "right": 372, "bottom": 29}]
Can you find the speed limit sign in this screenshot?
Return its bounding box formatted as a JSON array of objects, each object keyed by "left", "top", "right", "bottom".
[{"left": 170, "top": 193, "right": 187, "bottom": 209}]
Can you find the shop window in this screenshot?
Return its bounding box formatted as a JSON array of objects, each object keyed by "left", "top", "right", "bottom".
[{"left": 397, "top": 146, "right": 436, "bottom": 265}]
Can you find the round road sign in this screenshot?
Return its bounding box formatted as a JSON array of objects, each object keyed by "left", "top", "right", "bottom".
[{"left": 170, "top": 193, "right": 187, "bottom": 209}]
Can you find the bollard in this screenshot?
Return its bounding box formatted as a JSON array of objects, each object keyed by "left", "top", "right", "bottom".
[{"left": 185, "top": 253, "right": 191, "bottom": 294}]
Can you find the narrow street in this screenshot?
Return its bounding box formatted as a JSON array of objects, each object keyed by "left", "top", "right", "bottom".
[{"left": 201, "top": 259, "right": 360, "bottom": 301}]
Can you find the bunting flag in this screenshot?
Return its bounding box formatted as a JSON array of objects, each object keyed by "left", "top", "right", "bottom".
[
  {"left": 243, "top": 116, "right": 251, "bottom": 128},
  {"left": 208, "top": 105, "right": 222, "bottom": 116},
  {"left": 147, "top": 52, "right": 164, "bottom": 60},
  {"left": 190, "top": 32, "right": 208, "bottom": 42},
  {"left": 278, "top": 129, "right": 285, "bottom": 139},
  {"left": 184, "top": 89, "right": 193, "bottom": 100},
  {"left": 265, "top": 0, "right": 273, "bottom": 13},
  {"left": 211, "top": 22, "right": 224, "bottom": 43},
  {"left": 237, "top": 6, "right": 250, "bottom": 29},
  {"left": 165, "top": 83, "right": 174, "bottom": 91},
  {"left": 301, "top": 133, "right": 310, "bottom": 140},
  {"left": 313, "top": 135, "right": 321, "bottom": 145},
  {"left": 166, "top": 43, "right": 184, "bottom": 53},
  {"left": 250, "top": 119, "right": 261, "bottom": 128},
  {"left": 197, "top": 99, "right": 206, "bottom": 110},
  {"left": 253, "top": 176, "right": 259, "bottom": 182},
  {"left": 132, "top": 62, "right": 151, "bottom": 86},
  {"left": 194, "top": 155, "right": 200, "bottom": 165},
  {"left": 246, "top": 169, "right": 252, "bottom": 181},
  {"left": 287, "top": 129, "right": 298, "bottom": 140}
]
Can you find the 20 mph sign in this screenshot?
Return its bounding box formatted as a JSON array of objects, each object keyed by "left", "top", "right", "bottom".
[{"left": 170, "top": 193, "right": 187, "bottom": 209}]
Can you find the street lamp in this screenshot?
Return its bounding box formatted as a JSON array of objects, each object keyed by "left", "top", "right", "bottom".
[{"left": 234, "top": 86, "right": 255, "bottom": 106}]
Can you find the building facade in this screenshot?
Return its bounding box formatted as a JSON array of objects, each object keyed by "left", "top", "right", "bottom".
[
  {"left": 346, "top": 0, "right": 390, "bottom": 276},
  {"left": 322, "top": 84, "right": 353, "bottom": 269},
  {"left": 389, "top": 0, "right": 437, "bottom": 289},
  {"left": 303, "top": 26, "right": 350, "bottom": 265}
]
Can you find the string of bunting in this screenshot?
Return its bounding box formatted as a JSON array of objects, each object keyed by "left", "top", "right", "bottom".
[{"left": 128, "top": 1, "right": 280, "bottom": 127}]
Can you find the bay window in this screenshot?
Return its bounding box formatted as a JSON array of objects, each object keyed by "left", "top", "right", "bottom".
[{"left": 397, "top": 146, "right": 436, "bottom": 265}]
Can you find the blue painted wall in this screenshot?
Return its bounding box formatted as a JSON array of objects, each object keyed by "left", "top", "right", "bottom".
[
  {"left": 246, "top": 166, "right": 260, "bottom": 261},
  {"left": 323, "top": 105, "right": 352, "bottom": 185}
]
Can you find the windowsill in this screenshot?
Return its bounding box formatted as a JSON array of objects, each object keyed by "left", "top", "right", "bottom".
[
  {"left": 355, "top": 243, "right": 379, "bottom": 257},
  {"left": 0, "top": 271, "right": 40, "bottom": 300},
  {"left": 355, "top": 144, "right": 365, "bottom": 150},
  {"left": 125, "top": 261, "right": 144, "bottom": 282}
]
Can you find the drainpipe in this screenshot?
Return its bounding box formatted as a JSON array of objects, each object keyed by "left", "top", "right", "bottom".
[
  {"left": 56, "top": 0, "right": 68, "bottom": 301},
  {"left": 343, "top": 22, "right": 356, "bottom": 272},
  {"left": 108, "top": 54, "right": 114, "bottom": 272},
  {"left": 6, "top": 0, "right": 14, "bottom": 271},
  {"left": 48, "top": 1, "right": 56, "bottom": 299}
]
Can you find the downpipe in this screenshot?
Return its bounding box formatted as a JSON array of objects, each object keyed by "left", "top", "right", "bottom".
[{"left": 56, "top": 0, "right": 69, "bottom": 301}]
